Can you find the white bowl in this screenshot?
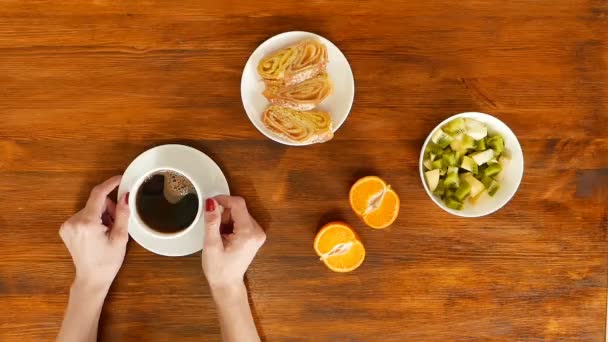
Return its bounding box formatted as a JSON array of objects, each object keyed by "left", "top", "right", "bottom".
[
  {"left": 419, "top": 112, "right": 524, "bottom": 217},
  {"left": 240, "top": 31, "right": 355, "bottom": 146}
]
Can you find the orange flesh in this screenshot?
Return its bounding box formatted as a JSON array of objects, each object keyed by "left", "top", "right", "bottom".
[
  {"left": 363, "top": 189, "right": 400, "bottom": 229},
  {"left": 323, "top": 240, "right": 365, "bottom": 272},
  {"left": 314, "top": 222, "right": 365, "bottom": 272},
  {"left": 349, "top": 176, "right": 385, "bottom": 215},
  {"left": 349, "top": 176, "right": 400, "bottom": 229},
  {"left": 314, "top": 223, "right": 356, "bottom": 255}
]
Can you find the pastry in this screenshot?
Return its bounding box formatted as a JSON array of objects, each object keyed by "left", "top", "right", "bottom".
[
  {"left": 262, "top": 105, "right": 333, "bottom": 144},
  {"left": 257, "top": 39, "right": 328, "bottom": 85},
  {"left": 263, "top": 72, "right": 333, "bottom": 111},
  {"left": 257, "top": 45, "right": 297, "bottom": 83},
  {"left": 284, "top": 39, "right": 328, "bottom": 85}
]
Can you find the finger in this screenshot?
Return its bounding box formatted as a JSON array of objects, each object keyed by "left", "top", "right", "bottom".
[
  {"left": 203, "top": 198, "right": 223, "bottom": 249},
  {"left": 85, "top": 175, "right": 122, "bottom": 215},
  {"left": 105, "top": 198, "right": 117, "bottom": 219},
  {"left": 251, "top": 217, "right": 265, "bottom": 236},
  {"left": 220, "top": 207, "right": 232, "bottom": 224},
  {"left": 213, "top": 195, "right": 251, "bottom": 226},
  {"left": 253, "top": 222, "right": 267, "bottom": 245},
  {"left": 101, "top": 211, "right": 113, "bottom": 227},
  {"left": 222, "top": 233, "right": 237, "bottom": 246},
  {"left": 110, "top": 193, "right": 130, "bottom": 244},
  {"left": 220, "top": 223, "right": 234, "bottom": 235}
]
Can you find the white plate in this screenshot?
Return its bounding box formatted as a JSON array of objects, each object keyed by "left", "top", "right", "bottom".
[
  {"left": 118, "top": 145, "right": 230, "bottom": 256},
  {"left": 419, "top": 112, "right": 524, "bottom": 217},
  {"left": 241, "top": 31, "right": 355, "bottom": 146}
]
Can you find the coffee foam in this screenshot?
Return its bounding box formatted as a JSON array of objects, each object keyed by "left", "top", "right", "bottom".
[{"left": 161, "top": 170, "right": 196, "bottom": 204}]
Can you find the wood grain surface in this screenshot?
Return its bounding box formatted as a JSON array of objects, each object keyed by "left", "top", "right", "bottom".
[{"left": 1, "top": 1, "right": 607, "bottom": 341}]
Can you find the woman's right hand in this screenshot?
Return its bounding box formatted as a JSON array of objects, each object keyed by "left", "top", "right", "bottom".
[{"left": 201, "top": 195, "right": 266, "bottom": 291}]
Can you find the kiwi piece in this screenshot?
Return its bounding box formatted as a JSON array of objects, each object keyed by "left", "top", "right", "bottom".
[
  {"left": 463, "top": 135, "right": 475, "bottom": 149},
  {"left": 487, "top": 135, "right": 505, "bottom": 155},
  {"left": 483, "top": 163, "right": 502, "bottom": 177},
  {"left": 425, "top": 142, "right": 444, "bottom": 156},
  {"left": 481, "top": 175, "right": 494, "bottom": 189},
  {"left": 444, "top": 197, "right": 464, "bottom": 210},
  {"left": 454, "top": 181, "right": 472, "bottom": 201},
  {"left": 444, "top": 189, "right": 456, "bottom": 200},
  {"left": 431, "top": 129, "right": 453, "bottom": 149},
  {"left": 460, "top": 156, "right": 478, "bottom": 174},
  {"left": 442, "top": 152, "right": 459, "bottom": 168},
  {"left": 444, "top": 166, "right": 460, "bottom": 189},
  {"left": 454, "top": 151, "right": 465, "bottom": 163},
  {"left": 474, "top": 166, "right": 485, "bottom": 180},
  {"left": 431, "top": 159, "right": 443, "bottom": 170},
  {"left": 487, "top": 180, "right": 500, "bottom": 196},
  {"left": 476, "top": 137, "right": 487, "bottom": 151},
  {"left": 443, "top": 118, "right": 466, "bottom": 135}
]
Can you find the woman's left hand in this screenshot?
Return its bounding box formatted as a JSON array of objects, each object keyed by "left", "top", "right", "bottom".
[{"left": 59, "top": 175, "right": 130, "bottom": 292}]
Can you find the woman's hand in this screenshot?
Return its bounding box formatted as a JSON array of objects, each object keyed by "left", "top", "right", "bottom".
[
  {"left": 201, "top": 195, "right": 265, "bottom": 342},
  {"left": 58, "top": 176, "right": 130, "bottom": 342},
  {"left": 59, "top": 175, "right": 130, "bottom": 292},
  {"left": 202, "top": 195, "right": 266, "bottom": 291}
]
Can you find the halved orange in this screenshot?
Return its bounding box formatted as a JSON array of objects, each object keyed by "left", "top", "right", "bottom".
[
  {"left": 314, "top": 222, "right": 365, "bottom": 272},
  {"left": 349, "top": 176, "right": 400, "bottom": 229}
]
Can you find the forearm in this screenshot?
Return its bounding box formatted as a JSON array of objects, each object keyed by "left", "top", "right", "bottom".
[
  {"left": 57, "top": 279, "right": 108, "bottom": 342},
  {"left": 212, "top": 282, "right": 260, "bottom": 342}
]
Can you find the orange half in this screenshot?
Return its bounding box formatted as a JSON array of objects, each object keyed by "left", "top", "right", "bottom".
[
  {"left": 349, "top": 176, "right": 386, "bottom": 216},
  {"left": 314, "top": 222, "right": 365, "bottom": 272},
  {"left": 349, "top": 176, "right": 400, "bottom": 229}
]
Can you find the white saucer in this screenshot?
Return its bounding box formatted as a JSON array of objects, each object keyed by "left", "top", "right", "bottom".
[
  {"left": 118, "top": 145, "right": 230, "bottom": 256},
  {"left": 241, "top": 31, "right": 355, "bottom": 146}
]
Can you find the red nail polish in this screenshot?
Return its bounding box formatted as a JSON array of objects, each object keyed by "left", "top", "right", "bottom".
[
  {"left": 125, "top": 192, "right": 130, "bottom": 205},
  {"left": 205, "top": 198, "right": 215, "bottom": 212}
]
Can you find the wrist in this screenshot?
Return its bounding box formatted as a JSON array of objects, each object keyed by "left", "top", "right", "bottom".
[
  {"left": 210, "top": 281, "right": 247, "bottom": 305},
  {"left": 71, "top": 276, "right": 111, "bottom": 298}
]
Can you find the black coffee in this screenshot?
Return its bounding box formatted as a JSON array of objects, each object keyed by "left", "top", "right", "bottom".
[{"left": 136, "top": 170, "right": 199, "bottom": 233}]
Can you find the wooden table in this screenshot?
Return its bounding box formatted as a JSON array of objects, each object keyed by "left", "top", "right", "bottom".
[{"left": 1, "top": 1, "right": 606, "bottom": 341}]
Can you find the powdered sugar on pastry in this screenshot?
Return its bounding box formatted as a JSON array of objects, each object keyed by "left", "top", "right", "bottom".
[
  {"left": 263, "top": 73, "right": 333, "bottom": 111},
  {"left": 262, "top": 105, "right": 333, "bottom": 144}
]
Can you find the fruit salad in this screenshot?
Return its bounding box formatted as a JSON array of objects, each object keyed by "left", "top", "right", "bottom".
[{"left": 423, "top": 118, "right": 510, "bottom": 210}]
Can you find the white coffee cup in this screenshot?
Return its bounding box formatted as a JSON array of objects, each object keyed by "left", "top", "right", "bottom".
[
  {"left": 118, "top": 144, "right": 229, "bottom": 256},
  {"left": 128, "top": 166, "right": 204, "bottom": 240}
]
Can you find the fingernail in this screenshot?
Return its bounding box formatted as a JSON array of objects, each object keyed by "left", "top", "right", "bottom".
[
  {"left": 125, "top": 192, "right": 130, "bottom": 205},
  {"left": 205, "top": 198, "right": 215, "bottom": 212}
]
